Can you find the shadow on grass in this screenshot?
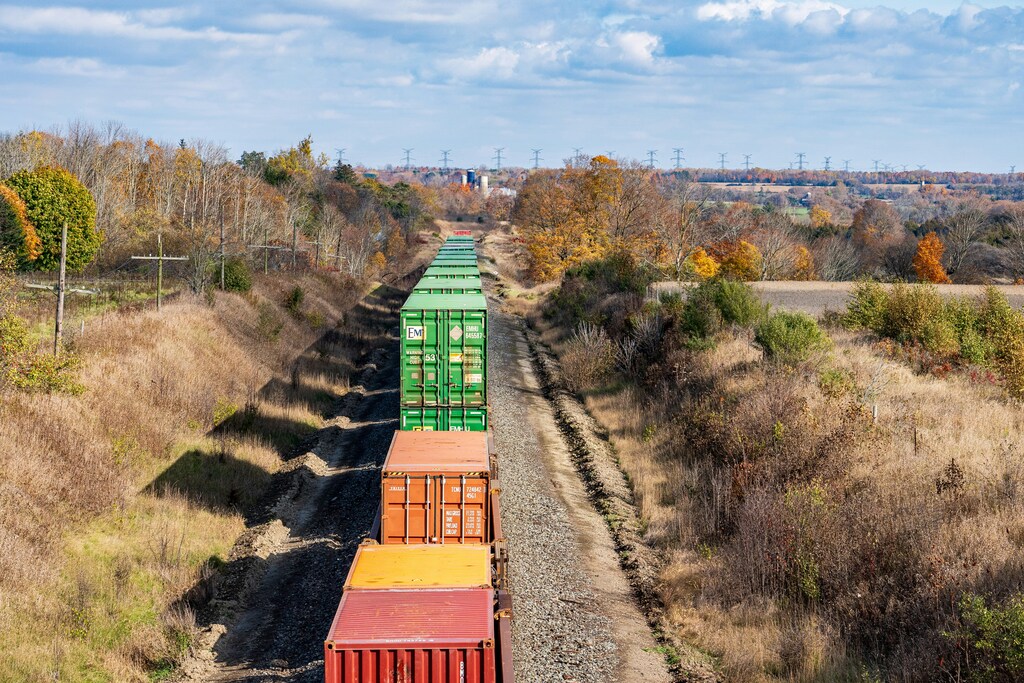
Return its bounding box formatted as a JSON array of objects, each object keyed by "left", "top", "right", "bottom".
[
  {"left": 145, "top": 447, "right": 271, "bottom": 513},
  {"left": 213, "top": 407, "right": 319, "bottom": 459}
]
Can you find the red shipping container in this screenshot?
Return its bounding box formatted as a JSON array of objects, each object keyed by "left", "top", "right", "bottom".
[
  {"left": 324, "top": 588, "right": 497, "bottom": 683},
  {"left": 381, "top": 431, "right": 495, "bottom": 544}
]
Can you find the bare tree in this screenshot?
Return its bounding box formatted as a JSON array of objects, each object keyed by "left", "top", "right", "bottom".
[
  {"left": 943, "top": 202, "right": 988, "bottom": 277},
  {"left": 815, "top": 236, "right": 860, "bottom": 281},
  {"left": 751, "top": 212, "right": 797, "bottom": 280},
  {"left": 1002, "top": 204, "right": 1024, "bottom": 277},
  {"left": 656, "top": 176, "right": 712, "bottom": 277}
]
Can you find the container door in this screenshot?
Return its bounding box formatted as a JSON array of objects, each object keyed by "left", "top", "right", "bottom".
[
  {"left": 462, "top": 311, "right": 487, "bottom": 406},
  {"left": 439, "top": 474, "right": 489, "bottom": 543},
  {"left": 400, "top": 407, "right": 439, "bottom": 431},
  {"left": 382, "top": 474, "right": 431, "bottom": 544},
  {"left": 402, "top": 310, "right": 441, "bottom": 406}
]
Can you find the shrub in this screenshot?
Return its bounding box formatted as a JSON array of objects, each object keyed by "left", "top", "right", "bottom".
[
  {"left": 946, "top": 296, "right": 992, "bottom": 365},
  {"left": 677, "top": 283, "right": 723, "bottom": 350},
  {"left": 755, "top": 312, "right": 831, "bottom": 364},
  {"left": 4, "top": 166, "right": 100, "bottom": 272},
  {"left": 979, "top": 288, "right": 1024, "bottom": 397},
  {"left": 255, "top": 302, "right": 283, "bottom": 342},
  {"left": 713, "top": 279, "right": 765, "bottom": 326},
  {"left": 947, "top": 592, "right": 1024, "bottom": 681},
  {"left": 842, "top": 280, "right": 890, "bottom": 332},
  {"left": 567, "top": 252, "right": 658, "bottom": 296},
  {"left": 880, "top": 283, "right": 946, "bottom": 345},
  {"left": 222, "top": 258, "right": 252, "bottom": 293},
  {"left": 284, "top": 286, "right": 305, "bottom": 316},
  {"left": 561, "top": 322, "right": 615, "bottom": 392}
]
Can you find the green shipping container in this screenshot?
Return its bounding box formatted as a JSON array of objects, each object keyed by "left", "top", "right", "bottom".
[
  {"left": 399, "top": 407, "right": 488, "bottom": 431},
  {"left": 401, "top": 292, "right": 487, "bottom": 408},
  {"left": 413, "top": 276, "right": 483, "bottom": 295},
  {"left": 432, "top": 255, "right": 478, "bottom": 266},
  {"left": 424, "top": 265, "right": 480, "bottom": 276}
]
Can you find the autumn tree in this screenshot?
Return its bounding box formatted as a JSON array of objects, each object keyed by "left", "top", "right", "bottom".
[
  {"left": 4, "top": 167, "right": 100, "bottom": 271},
  {"left": 710, "top": 240, "right": 762, "bottom": 281},
  {"left": 792, "top": 246, "right": 816, "bottom": 280},
  {"left": 685, "top": 247, "right": 719, "bottom": 280},
  {"left": 913, "top": 232, "right": 951, "bottom": 284},
  {"left": 0, "top": 183, "right": 41, "bottom": 266},
  {"left": 656, "top": 176, "right": 712, "bottom": 277}
]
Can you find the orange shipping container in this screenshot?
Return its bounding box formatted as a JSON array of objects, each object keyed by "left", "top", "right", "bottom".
[{"left": 381, "top": 431, "right": 495, "bottom": 544}]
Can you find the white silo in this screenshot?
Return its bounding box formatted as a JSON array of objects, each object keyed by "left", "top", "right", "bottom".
[{"left": 480, "top": 175, "right": 489, "bottom": 196}]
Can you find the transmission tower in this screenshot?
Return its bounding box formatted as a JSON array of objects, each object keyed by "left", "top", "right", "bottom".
[
  {"left": 872, "top": 159, "right": 881, "bottom": 173},
  {"left": 493, "top": 147, "right": 504, "bottom": 171},
  {"left": 335, "top": 148, "right": 346, "bottom": 165},
  {"left": 440, "top": 150, "right": 451, "bottom": 173},
  {"left": 646, "top": 150, "right": 657, "bottom": 169},
  {"left": 718, "top": 153, "right": 727, "bottom": 171},
  {"left": 402, "top": 148, "right": 414, "bottom": 170},
  {"left": 843, "top": 160, "right": 851, "bottom": 172},
  {"left": 823, "top": 156, "right": 831, "bottom": 171},
  {"left": 795, "top": 152, "right": 806, "bottom": 170},
  {"left": 743, "top": 154, "right": 752, "bottom": 171},
  {"left": 672, "top": 148, "right": 685, "bottom": 169},
  {"left": 531, "top": 149, "right": 543, "bottom": 169},
  {"left": 1010, "top": 165, "right": 1016, "bottom": 174}
]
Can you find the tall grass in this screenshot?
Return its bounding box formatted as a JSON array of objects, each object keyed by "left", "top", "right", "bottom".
[{"left": 0, "top": 271, "right": 365, "bottom": 681}]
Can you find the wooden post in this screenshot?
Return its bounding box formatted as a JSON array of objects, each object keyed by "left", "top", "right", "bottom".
[
  {"left": 264, "top": 225, "right": 269, "bottom": 274},
  {"left": 54, "top": 222, "right": 67, "bottom": 355},
  {"left": 291, "top": 221, "right": 298, "bottom": 270},
  {"left": 157, "top": 233, "right": 163, "bottom": 311},
  {"left": 220, "top": 221, "right": 226, "bottom": 290}
]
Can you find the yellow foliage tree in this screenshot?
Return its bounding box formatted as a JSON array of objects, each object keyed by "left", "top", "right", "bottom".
[
  {"left": 810, "top": 206, "right": 832, "bottom": 230},
  {"left": 711, "top": 240, "right": 763, "bottom": 281},
  {"left": 792, "top": 245, "right": 816, "bottom": 280},
  {"left": 686, "top": 247, "right": 720, "bottom": 280},
  {"left": 0, "top": 183, "right": 42, "bottom": 265},
  {"left": 913, "top": 231, "right": 951, "bottom": 284}
]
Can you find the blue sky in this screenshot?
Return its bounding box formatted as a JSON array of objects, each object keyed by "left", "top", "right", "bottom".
[{"left": 0, "top": 1, "right": 1021, "bottom": 172}]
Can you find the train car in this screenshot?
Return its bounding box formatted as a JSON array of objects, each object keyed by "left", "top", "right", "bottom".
[
  {"left": 424, "top": 265, "right": 480, "bottom": 277},
  {"left": 344, "top": 543, "right": 493, "bottom": 590},
  {"left": 413, "top": 276, "right": 483, "bottom": 295},
  {"left": 323, "top": 588, "right": 514, "bottom": 683},
  {"left": 400, "top": 291, "right": 487, "bottom": 410},
  {"left": 378, "top": 431, "right": 499, "bottom": 545}
]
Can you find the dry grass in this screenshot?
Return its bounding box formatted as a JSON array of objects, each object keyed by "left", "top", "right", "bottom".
[
  {"left": 0, "top": 271, "right": 365, "bottom": 681},
  {"left": 535, "top": 309, "right": 1024, "bottom": 681}
]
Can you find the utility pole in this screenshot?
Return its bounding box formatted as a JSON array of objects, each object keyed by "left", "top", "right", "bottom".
[
  {"left": 131, "top": 233, "right": 188, "bottom": 311},
  {"left": 531, "top": 149, "right": 542, "bottom": 169},
  {"left": 493, "top": 148, "right": 504, "bottom": 171},
  {"left": 824, "top": 156, "right": 831, "bottom": 171},
  {"left": 24, "top": 223, "right": 98, "bottom": 355},
  {"left": 54, "top": 223, "right": 67, "bottom": 354},
  {"left": 249, "top": 230, "right": 290, "bottom": 275},
  {"left": 743, "top": 154, "right": 752, "bottom": 171},
  {"left": 646, "top": 149, "right": 657, "bottom": 170},
  {"left": 672, "top": 148, "right": 684, "bottom": 169},
  {"left": 402, "top": 148, "right": 414, "bottom": 170},
  {"left": 718, "top": 152, "right": 727, "bottom": 171},
  {"left": 796, "top": 152, "right": 806, "bottom": 170},
  {"left": 219, "top": 221, "right": 226, "bottom": 290},
  {"left": 440, "top": 150, "right": 451, "bottom": 173}
]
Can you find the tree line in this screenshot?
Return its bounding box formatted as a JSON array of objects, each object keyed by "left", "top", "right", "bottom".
[{"left": 512, "top": 156, "right": 1024, "bottom": 284}]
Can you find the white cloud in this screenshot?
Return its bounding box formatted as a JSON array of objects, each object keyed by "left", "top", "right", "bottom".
[
  {"left": 31, "top": 56, "right": 124, "bottom": 78},
  {"left": 0, "top": 6, "right": 274, "bottom": 44},
  {"left": 608, "top": 30, "right": 660, "bottom": 65},
  {"left": 245, "top": 13, "right": 332, "bottom": 30},
  {"left": 696, "top": 0, "right": 849, "bottom": 24},
  {"left": 311, "top": 0, "right": 495, "bottom": 25},
  {"left": 441, "top": 46, "right": 520, "bottom": 80}
]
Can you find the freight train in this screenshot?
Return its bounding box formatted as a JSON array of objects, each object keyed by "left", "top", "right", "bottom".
[{"left": 323, "top": 232, "right": 515, "bottom": 683}]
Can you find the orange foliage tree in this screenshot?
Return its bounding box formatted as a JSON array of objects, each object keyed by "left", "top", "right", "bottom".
[
  {"left": 0, "top": 183, "right": 42, "bottom": 266},
  {"left": 913, "top": 231, "right": 951, "bottom": 284}
]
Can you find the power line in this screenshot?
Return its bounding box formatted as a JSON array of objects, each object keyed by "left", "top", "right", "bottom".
[
  {"left": 493, "top": 147, "right": 504, "bottom": 171},
  {"left": 743, "top": 154, "right": 752, "bottom": 171},
  {"left": 402, "top": 148, "right": 414, "bottom": 170},
  {"left": 646, "top": 149, "right": 657, "bottom": 170},
  {"left": 130, "top": 233, "right": 188, "bottom": 312},
  {"left": 872, "top": 159, "right": 881, "bottom": 173},
  {"left": 440, "top": 150, "right": 451, "bottom": 173},
  {"left": 795, "top": 152, "right": 806, "bottom": 170},
  {"left": 823, "top": 156, "right": 831, "bottom": 171},
  {"left": 718, "top": 152, "right": 727, "bottom": 171},
  {"left": 531, "top": 149, "right": 543, "bottom": 169},
  {"left": 672, "top": 147, "right": 685, "bottom": 169}
]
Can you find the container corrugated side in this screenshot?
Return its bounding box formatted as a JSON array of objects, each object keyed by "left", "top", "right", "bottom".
[
  {"left": 324, "top": 589, "right": 497, "bottom": 683},
  {"left": 424, "top": 265, "right": 480, "bottom": 277},
  {"left": 399, "top": 407, "right": 488, "bottom": 432},
  {"left": 400, "top": 292, "right": 487, "bottom": 408}
]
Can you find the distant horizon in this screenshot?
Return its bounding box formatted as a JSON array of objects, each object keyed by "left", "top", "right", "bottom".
[{"left": 2, "top": 1, "right": 1021, "bottom": 174}]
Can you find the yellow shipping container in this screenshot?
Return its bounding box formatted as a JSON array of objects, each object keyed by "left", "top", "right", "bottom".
[{"left": 344, "top": 544, "right": 491, "bottom": 590}]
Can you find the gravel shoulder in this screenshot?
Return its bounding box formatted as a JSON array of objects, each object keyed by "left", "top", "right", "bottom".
[{"left": 490, "top": 306, "right": 674, "bottom": 683}]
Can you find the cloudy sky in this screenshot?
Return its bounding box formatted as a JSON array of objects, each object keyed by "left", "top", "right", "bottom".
[{"left": 0, "top": 1, "right": 1021, "bottom": 172}]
